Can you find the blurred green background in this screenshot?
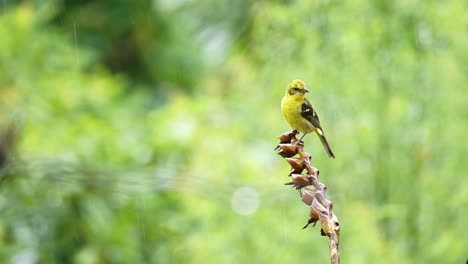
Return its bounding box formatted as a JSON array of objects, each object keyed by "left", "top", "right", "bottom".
[{"left": 1, "top": 0, "right": 467, "bottom": 263}]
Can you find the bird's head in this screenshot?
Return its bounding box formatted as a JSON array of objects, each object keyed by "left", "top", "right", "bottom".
[{"left": 285, "top": 79, "right": 309, "bottom": 97}]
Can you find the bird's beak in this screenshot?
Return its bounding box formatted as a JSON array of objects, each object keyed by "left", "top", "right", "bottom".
[{"left": 300, "top": 88, "right": 310, "bottom": 93}]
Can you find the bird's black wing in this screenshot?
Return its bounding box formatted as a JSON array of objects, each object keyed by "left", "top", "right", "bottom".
[
  {"left": 301, "top": 99, "right": 336, "bottom": 158},
  {"left": 301, "top": 98, "right": 322, "bottom": 130}
]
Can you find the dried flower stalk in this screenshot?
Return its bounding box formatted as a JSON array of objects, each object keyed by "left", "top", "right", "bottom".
[{"left": 276, "top": 130, "right": 340, "bottom": 264}]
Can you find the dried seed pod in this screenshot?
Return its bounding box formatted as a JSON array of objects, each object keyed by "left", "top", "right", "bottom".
[
  {"left": 285, "top": 157, "right": 305, "bottom": 173},
  {"left": 277, "top": 132, "right": 293, "bottom": 144},
  {"left": 303, "top": 206, "right": 320, "bottom": 229},
  {"left": 301, "top": 187, "right": 317, "bottom": 206},
  {"left": 278, "top": 130, "right": 299, "bottom": 143},
  {"left": 277, "top": 143, "right": 299, "bottom": 157},
  {"left": 285, "top": 174, "right": 313, "bottom": 189}
]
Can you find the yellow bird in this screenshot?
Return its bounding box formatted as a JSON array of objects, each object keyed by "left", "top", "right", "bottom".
[{"left": 281, "top": 79, "right": 335, "bottom": 158}]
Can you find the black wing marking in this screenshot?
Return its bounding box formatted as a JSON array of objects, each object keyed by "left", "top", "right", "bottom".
[{"left": 301, "top": 99, "right": 322, "bottom": 130}]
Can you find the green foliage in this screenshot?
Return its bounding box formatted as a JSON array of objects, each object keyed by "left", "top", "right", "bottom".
[{"left": 1, "top": 0, "right": 467, "bottom": 263}]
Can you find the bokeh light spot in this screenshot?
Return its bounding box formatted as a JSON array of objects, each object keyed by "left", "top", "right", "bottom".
[{"left": 230, "top": 186, "right": 260, "bottom": 216}]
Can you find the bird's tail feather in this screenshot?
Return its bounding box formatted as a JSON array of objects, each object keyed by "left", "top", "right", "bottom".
[{"left": 318, "top": 134, "right": 335, "bottom": 159}]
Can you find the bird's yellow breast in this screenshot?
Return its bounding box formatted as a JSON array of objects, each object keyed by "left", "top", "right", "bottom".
[{"left": 281, "top": 96, "right": 315, "bottom": 134}]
